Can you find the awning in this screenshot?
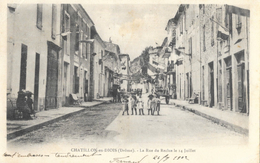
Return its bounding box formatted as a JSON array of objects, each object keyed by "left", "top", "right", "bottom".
[{"left": 217, "top": 26, "right": 229, "bottom": 40}]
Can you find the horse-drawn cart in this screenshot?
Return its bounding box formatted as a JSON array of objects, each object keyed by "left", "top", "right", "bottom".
[{"left": 155, "top": 87, "right": 170, "bottom": 104}]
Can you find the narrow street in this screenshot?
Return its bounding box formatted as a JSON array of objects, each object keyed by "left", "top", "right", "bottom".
[{"left": 8, "top": 100, "right": 247, "bottom": 150}]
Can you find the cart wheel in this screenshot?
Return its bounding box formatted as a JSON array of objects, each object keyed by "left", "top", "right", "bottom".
[{"left": 165, "top": 96, "right": 169, "bottom": 104}]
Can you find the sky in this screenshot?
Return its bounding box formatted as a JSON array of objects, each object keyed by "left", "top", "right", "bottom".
[{"left": 82, "top": 4, "right": 178, "bottom": 61}]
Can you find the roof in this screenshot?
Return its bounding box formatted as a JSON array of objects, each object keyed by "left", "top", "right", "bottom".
[
  {"left": 119, "top": 54, "right": 130, "bottom": 61},
  {"left": 78, "top": 5, "right": 95, "bottom": 26},
  {"left": 165, "top": 18, "right": 176, "bottom": 31},
  {"left": 227, "top": 5, "right": 250, "bottom": 17},
  {"left": 104, "top": 41, "right": 120, "bottom": 54},
  {"left": 172, "top": 4, "right": 185, "bottom": 23}
]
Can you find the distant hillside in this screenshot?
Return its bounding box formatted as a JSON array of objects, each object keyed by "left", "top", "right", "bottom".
[
  {"left": 130, "top": 56, "right": 142, "bottom": 74},
  {"left": 130, "top": 46, "right": 152, "bottom": 74}
]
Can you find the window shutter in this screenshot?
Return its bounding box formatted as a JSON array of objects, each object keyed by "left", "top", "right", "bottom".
[
  {"left": 36, "top": 4, "right": 43, "bottom": 29},
  {"left": 52, "top": 4, "right": 57, "bottom": 39}
]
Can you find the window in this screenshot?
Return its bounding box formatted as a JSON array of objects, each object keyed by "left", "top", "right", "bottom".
[
  {"left": 80, "top": 30, "right": 83, "bottom": 57},
  {"left": 74, "top": 66, "right": 79, "bottom": 93},
  {"left": 75, "top": 24, "right": 79, "bottom": 53},
  {"left": 64, "top": 12, "right": 70, "bottom": 55},
  {"left": 20, "top": 44, "right": 27, "bottom": 90},
  {"left": 236, "top": 14, "right": 242, "bottom": 29},
  {"left": 216, "top": 8, "right": 222, "bottom": 24},
  {"left": 36, "top": 4, "right": 43, "bottom": 29},
  {"left": 180, "top": 18, "right": 183, "bottom": 34},
  {"left": 211, "top": 16, "right": 214, "bottom": 46},
  {"left": 225, "top": 10, "right": 230, "bottom": 29},
  {"left": 189, "top": 37, "right": 192, "bottom": 56},
  {"left": 203, "top": 25, "right": 206, "bottom": 51},
  {"left": 101, "top": 50, "right": 103, "bottom": 73},
  {"left": 51, "top": 4, "right": 57, "bottom": 39}
]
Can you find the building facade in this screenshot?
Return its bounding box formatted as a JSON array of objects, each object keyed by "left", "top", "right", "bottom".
[
  {"left": 119, "top": 54, "right": 131, "bottom": 92},
  {"left": 103, "top": 41, "right": 121, "bottom": 96},
  {"left": 60, "top": 4, "right": 95, "bottom": 104},
  {"left": 166, "top": 4, "right": 250, "bottom": 114},
  {"left": 7, "top": 4, "right": 121, "bottom": 119},
  {"left": 7, "top": 4, "right": 62, "bottom": 117}
]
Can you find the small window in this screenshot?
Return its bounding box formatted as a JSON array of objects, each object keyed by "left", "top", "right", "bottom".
[
  {"left": 75, "top": 24, "right": 79, "bottom": 53},
  {"left": 189, "top": 37, "right": 192, "bottom": 56},
  {"left": 180, "top": 18, "right": 183, "bottom": 34},
  {"left": 36, "top": 4, "right": 43, "bottom": 29},
  {"left": 203, "top": 25, "right": 206, "bottom": 51},
  {"left": 236, "top": 14, "right": 242, "bottom": 29},
  {"left": 51, "top": 4, "right": 57, "bottom": 39},
  {"left": 211, "top": 16, "right": 214, "bottom": 46},
  {"left": 20, "top": 44, "right": 28, "bottom": 90}
]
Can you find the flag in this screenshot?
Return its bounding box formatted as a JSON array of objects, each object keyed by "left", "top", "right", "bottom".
[{"left": 217, "top": 25, "right": 229, "bottom": 40}]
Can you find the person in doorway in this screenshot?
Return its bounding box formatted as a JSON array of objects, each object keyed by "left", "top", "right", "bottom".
[
  {"left": 16, "top": 90, "right": 32, "bottom": 120},
  {"left": 26, "top": 92, "right": 35, "bottom": 117}
]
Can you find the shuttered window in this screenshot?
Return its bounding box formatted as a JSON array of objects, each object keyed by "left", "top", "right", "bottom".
[
  {"left": 211, "top": 16, "right": 214, "bottom": 46},
  {"left": 20, "top": 44, "right": 27, "bottom": 90},
  {"left": 51, "top": 4, "right": 57, "bottom": 39},
  {"left": 203, "top": 25, "right": 206, "bottom": 51},
  {"left": 75, "top": 24, "right": 79, "bottom": 53},
  {"left": 189, "top": 37, "right": 192, "bottom": 56},
  {"left": 36, "top": 4, "right": 43, "bottom": 29}
]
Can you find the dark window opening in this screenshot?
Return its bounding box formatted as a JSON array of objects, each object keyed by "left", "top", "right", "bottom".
[
  {"left": 51, "top": 4, "right": 57, "bottom": 39},
  {"left": 36, "top": 4, "right": 43, "bottom": 29},
  {"left": 20, "top": 44, "right": 28, "bottom": 90}
]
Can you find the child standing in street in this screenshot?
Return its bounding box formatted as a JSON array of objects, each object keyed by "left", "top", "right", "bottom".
[
  {"left": 122, "top": 96, "right": 129, "bottom": 115},
  {"left": 147, "top": 94, "right": 153, "bottom": 115},
  {"left": 131, "top": 95, "right": 137, "bottom": 115},
  {"left": 26, "top": 92, "right": 35, "bottom": 117},
  {"left": 137, "top": 95, "right": 144, "bottom": 115}
]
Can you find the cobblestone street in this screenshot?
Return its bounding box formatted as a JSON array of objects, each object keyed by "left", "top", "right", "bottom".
[
  {"left": 8, "top": 101, "right": 247, "bottom": 150},
  {"left": 8, "top": 102, "right": 122, "bottom": 149}
]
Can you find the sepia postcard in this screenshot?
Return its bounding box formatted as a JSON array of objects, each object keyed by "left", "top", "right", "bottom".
[{"left": 1, "top": 0, "right": 259, "bottom": 162}]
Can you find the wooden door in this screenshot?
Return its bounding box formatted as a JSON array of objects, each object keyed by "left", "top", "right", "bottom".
[
  {"left": 63, "top": 63, "right": 68, "bottom": 105},
  {"left": 237, "top": 63, "right": 245, "bottom": 112},
  {"left": 46, "top": 49, "right": 58, "bottom": 109},
  {"left": 34, "top": 53, "right": 40, "bottom": 111},
  {"left": 210, "top": 71, "right": 214, "bottom": 107},
  {"left": 226, "top": 68, "right": 232, "bottom": 110}
]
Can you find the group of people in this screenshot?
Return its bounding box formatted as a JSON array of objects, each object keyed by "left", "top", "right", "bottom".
[
  {"left": 16, "top": 90, "right": 35, "bottom": 120},
  {"left": 121, "top": 93, "right": 160, "bottom": 116}
]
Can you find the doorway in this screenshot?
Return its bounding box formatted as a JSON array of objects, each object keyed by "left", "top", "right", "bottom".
[
  {"left": 34, "top": 53, "right": 40, "bottom": 111},
  {"left": 225, "top": 57, "right": 232, "bottom": 111},
  {"left": 63, "top": 62, "right": 69, "bottom": 105},
  {"left": 235, "top": 51, "right": 246, "bottom": 112},
  {"left": 84, "top": 71, "right": 88, "bottom": 101},
  {"left": 209, "top": 62, "right": 214, "bottom": 107},
  {"left": 46, "top": 45, "right": 59, "bottom": 109}
]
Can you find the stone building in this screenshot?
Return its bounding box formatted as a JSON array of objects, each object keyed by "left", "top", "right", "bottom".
[
  {"left": 90, "top": 27, "right": 106, "bottom": 99},
  {"left": 168, "top": 4, "right": 250, "bottom": 114},
  {"left": 7, "top": 4, "right": 62, "bottom": 116},
  {"left": 7, "top": 4, "right": 120, "bottom": 119},
  {"left": 60, "top": 4, "right": 95, "bottom": 104},
  {"left": 119, "top": 54, "right": 131, "bottom": 92},
  {"left": 165, "top": 18, "right": 177, "bottom": 98},
  {"left": 103, "top": 41, "right": 121, "bottom": 96},
  {"left": 199, "top": 4, "right": 250, "bottom": 113}
]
